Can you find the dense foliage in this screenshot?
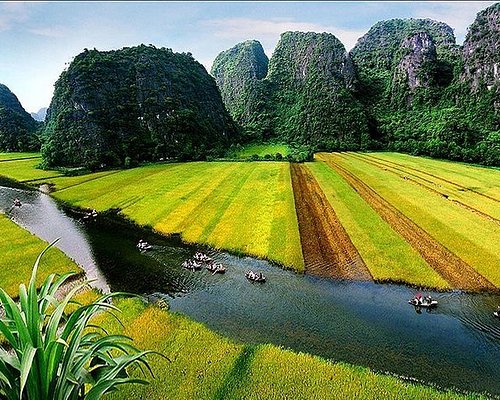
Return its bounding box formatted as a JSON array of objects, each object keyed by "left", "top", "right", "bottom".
[
  {"left": 351, "top": 9, "right": 499, "bottom": 165},
  {"left": 212, "top": 32, "right": 368, "bottom": 152},
  {"left": 42, "top": 45, "right": 237, "bottom": 169},
  {"left": 213, "top": 4, "right": 499, "bottom": 166},
  {"left": 0, "top": 84, "right": 40, "bottom": 152}
]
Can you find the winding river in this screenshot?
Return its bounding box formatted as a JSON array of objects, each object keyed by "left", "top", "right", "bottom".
[{"left": 1, "top": 185, "right": 499, "bottom": 396}]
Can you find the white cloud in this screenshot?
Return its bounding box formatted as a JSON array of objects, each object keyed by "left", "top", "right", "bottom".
[
  {"left": 412, "top": 1, "right": 497, "bottom": 43},
  {"left": 204, "top": 17, "right": 365, "bottom": 53},
  {"left": 0, "top": 2, "right": 29, "bottom": 31}
]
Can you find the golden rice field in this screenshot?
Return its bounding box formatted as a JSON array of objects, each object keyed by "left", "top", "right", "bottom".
[{"left": 45, "top": 162, "right": 303, "bottom": 271}]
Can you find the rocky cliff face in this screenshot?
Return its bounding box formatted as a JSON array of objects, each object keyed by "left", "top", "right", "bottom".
[
  {"left": 211, "top": 40, "right": 269, "bottom": 136},
  {"left": 0, "top": 84, "right": 39, "bottom": 152},
  {"left": 461, "top": 3, "right": 500, "bottom": 92},
  {"left": 394, "top": 32, "right": 437, "bottom": 91},
  {"left": 268, "top": 32, "right": 366, "bottom": 148},
  {"left": 43, "top": 45, "right": 236, "bottom": 168}
]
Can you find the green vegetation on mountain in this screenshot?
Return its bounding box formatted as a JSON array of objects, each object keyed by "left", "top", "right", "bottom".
[
  {"left": 351, "top": 10, "right": 499, "bottom": 166},
  {"left": 212, "top": 32, "right": 368, "bottom": 151},
  {"left": 42, "top": 45, "right": 237, "bottom": 169},
  {"left": 213, "top": 4, "right": 499, "bottom": 166},
  {"left": 0, "top": 84, "right": 40, "bottom": 152}
]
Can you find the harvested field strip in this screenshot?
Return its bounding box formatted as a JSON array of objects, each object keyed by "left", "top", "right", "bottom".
[
  {"left": 50, "top": 170, "right": 122, "bottom": 192},
  {"left": 348, "top": 153, "right": 500, "bottom": 225},
  {"left": 309, "top": 162, "right": 448, "bottom": 288},
  {"left": 319, "top": 154, "right": 495, "bottom": 291},
  {"left": 290, "top": 163, "right": 371, "bottom": 280},
  {"left": 370, "top": 153, "right": 500, "bottom": 201}
]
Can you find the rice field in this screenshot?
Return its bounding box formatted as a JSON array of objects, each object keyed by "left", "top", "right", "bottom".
[
  {"left": 101, "top": 299, "right": 484, "bottom": 400},
  {"left": 0, "top": 214, "right": 80, "bottom": 296},
  {"left": 316, "top": 153, "right": 500, "bottom": 289},
  {"left": 0, "top": 152, "right": 498, "bottom": 290},
  {"left": 229, "top": 143, "right": 291, "bottom": 159},
  {"left": 0, "top": 152, "right": 41, "bottom": 161},
  {"left": 308, "top": 161, "right": 449, "bottom": 288},
  {"left": 44, "top": 161, "right": 303, "bottom": 270}
]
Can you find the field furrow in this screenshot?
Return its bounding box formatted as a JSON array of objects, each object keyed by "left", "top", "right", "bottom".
[
  {"left": 319, "top": 154, "right": 496, "bottom": 291},
  {"left": 369, "top": 153, "right": 500, "bottom": 200},
  {"left": 348, "top": 153, "right": 500, "bottom": 225},
  {"left": 290, "top": 163, "right": 371, "bottom": 280}
]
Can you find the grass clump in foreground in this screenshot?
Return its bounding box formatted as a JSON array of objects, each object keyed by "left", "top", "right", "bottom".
[
  {"left": 102, "top": 299, "right": 486, "bottom": 400},
  {"left": 0, "top": 215, "right": 81, "bottom": 297},
  {"left": 0, "top": 245, "right": 153, "bottom": 399}
]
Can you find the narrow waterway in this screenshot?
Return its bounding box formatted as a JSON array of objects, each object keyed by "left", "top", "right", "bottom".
[{"left": 1, "top": 185, "right": 499, "bottom": 396}]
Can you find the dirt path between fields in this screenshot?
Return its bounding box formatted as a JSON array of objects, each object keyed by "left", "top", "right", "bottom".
[
  {"left": 290, "top": 163, "right": 372, "bottom": 280},
  {"left": 320, "top": 155, "right": 496, "bottom": 291}
]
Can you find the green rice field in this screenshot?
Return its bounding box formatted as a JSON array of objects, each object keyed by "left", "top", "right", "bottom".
[
  {"left": 0, "top": 151, "right": 498, "bottom": 289},
  {"left": 47, "top": 162, "right": 303, "bottom": 270},
  {"left": 229, "top": 143, "right": 291, "bottom": 159},
  {"left": 0, "top": 214, "right": 80, "bottom": 296}
]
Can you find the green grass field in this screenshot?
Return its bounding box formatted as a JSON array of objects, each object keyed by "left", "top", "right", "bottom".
[
  {"left": 308, "top": 161, "right": 449, "bottom": 288},
  {"left": 0, "top": 214, "right": 80, "bottom": 297},
  {"left": 0, "top": 152, "right": 41, "bottom": 161},
  {"left": 101, "top": 299, "right": 483, "bottom": 400},
  {"left": 322, "top": 153, "right": 500, "bottom": 287},
  {"left": 229, "top": 143, "right": 291, "bottom": 159}
]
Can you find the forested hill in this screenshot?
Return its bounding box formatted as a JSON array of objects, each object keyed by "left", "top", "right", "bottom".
[
  {"left": 213, "top": 3, "right": 500, "bottom": 166},
  {"left": 0, "top": 84, "right": 39, "bottom": 152},
  {"left": 211, "top": 32, "right": 368, "bottom": 150},
  {"left": 42, "top": 45, "right": 237, "bottom": 169}
]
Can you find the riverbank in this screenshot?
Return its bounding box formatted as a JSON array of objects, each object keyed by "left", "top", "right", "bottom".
[
  {"left": 2, "top": 151, "right": 498, "bottom": 292},
  {"left": 101, "top": 298, "right": 490, "bottom": 400}
]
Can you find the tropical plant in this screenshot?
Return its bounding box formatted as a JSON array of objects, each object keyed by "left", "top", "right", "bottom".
[{"left": 0, "top": 242, "right": 155, "bottom": 399}]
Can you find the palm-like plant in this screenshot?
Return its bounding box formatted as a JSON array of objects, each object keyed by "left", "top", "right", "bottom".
[{"left": 0, "top": 242, "right": 154, "bottom": 399}]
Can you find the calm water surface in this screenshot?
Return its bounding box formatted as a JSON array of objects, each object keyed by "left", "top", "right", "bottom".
[{"left": 1, "top": 186, "right": 499, "bottom": 396}]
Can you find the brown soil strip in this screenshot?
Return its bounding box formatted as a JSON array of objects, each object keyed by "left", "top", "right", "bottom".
[
  {"left": 290, "top": 163, "right": 372, "bottom": 280},
  {"left": 321, "top": 155, "right": 496, "bottom": 291},
  {"left": 363, "top": 153, "right": 500, "bottom": 204},
  {"left": 347, "top": 153, "right": 500, "bottom": 226}
]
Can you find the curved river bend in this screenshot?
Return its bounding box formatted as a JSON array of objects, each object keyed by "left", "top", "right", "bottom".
[{"left": 1, "top": 186, "right": 499, "bottom": 396}]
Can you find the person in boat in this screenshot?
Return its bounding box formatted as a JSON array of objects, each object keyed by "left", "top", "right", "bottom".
[
  {"left": 13, "top": 198, "right": 22, "bottom": 207},
  {"left": 259, "top": 272, "right": 263, "bottom": 280}
]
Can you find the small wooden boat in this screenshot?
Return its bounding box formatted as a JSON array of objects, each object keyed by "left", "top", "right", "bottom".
[
  {"left": 245, "top": 270, "right": 266, "bottom": 283},
  {"left": 13, "top": 198, "right": 22, "bottom": 207},
  {"left": 494, "top": 311, "right": 499, "bottom": 318},
  {"left": 206, "top": 262, "right": 226, "bottom": 274},
  {"left": 193, "top": 252, "right": 212, "bottom": 262},
  {"left": 137, "top": 240, "right": 153, "bottom": 251},
  {"left": 408, "top": 298, "right": 438, "bottom": 308},
  {"left": 182, "top": 260, "right": 202, "bottom": 271}
]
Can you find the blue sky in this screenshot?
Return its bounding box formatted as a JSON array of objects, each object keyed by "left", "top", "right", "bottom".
[{"left": 0, "top": 1, "right": 495, "bottom": 112}]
